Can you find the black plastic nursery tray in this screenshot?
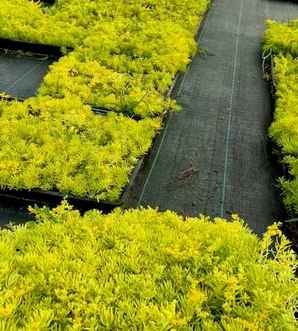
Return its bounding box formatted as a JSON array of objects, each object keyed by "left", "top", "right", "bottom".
[
  {"left": 0, "top": 189, "right": 119, "bottom": 214},
  {"left": 0, "top": 156, "right": 144, "bottom": 214},
  {"left": 0, "top": 38, "right": 66, "bottom": 58}
]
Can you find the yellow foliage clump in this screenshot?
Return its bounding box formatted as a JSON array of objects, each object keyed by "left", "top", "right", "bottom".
[{"left": 0, "top": 203, "right": 296, "bottom": 330}]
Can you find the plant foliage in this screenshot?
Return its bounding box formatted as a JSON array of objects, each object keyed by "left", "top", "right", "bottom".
[{"left": 0, "top": 202, "right": 297, "bottom": 330}]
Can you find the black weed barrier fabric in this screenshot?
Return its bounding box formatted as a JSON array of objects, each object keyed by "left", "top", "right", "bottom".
[
  {"left": 0, "top": 51, "right": 54, "bottom": 100},
  {"left": 0, "top": 38, "right": 67, "bottom": 100},
  {"left": 128, "top": 0, "right": 298, "bottom": 235}
]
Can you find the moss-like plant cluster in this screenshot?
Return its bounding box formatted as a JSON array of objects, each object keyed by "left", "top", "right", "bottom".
[
  {"left": 0, "top": 0, "right": 209, "bottom": 201},
  {"left": 263, "top": 20, "right": 298, "bottom": 213},
  {"left": 0, "top": 203, "right": 297, "bottom": 330}
]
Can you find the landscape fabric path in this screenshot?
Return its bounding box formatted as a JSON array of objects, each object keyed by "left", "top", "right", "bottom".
[{"left": 134, "top": 0, "right": 298, "bottom": 234}]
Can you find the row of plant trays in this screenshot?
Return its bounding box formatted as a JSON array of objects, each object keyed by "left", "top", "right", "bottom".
[
  {"left": 262, "top": 49, "right": 298, "bottom": 252},
  {"left": 0, "top": 2, "right": 211, "bottom": 120}
]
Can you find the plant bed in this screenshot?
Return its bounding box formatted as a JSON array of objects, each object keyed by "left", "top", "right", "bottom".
[
  {"left": 90, "top": 5, "right": 210, "bottom": 121},
  {"left": 0, "top": 93, "right": 169, "bottom": 213},
  {"left": 265, "top": 55, "right": 298, "bottom": 213},
  {"left": 0, "top": 32, "right": 187, "bottom": 120},
  {"left": 262, "top": 51, "right": 298, "bottom": 203}
]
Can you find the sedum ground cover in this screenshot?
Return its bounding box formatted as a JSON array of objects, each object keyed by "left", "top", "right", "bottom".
[
  {"left": 0, "top": 0, "right": 209, "bottom": 201},
  {"left": 263, "top": 20, "right": 298, "bottom": 214},
  {"left": 0, "top": 203, "right": 297, "bottom": 330}
]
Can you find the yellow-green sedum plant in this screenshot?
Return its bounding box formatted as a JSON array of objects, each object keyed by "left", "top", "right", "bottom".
[{"left": 0, "top": 203, "right": 297, "bottom": 330}]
